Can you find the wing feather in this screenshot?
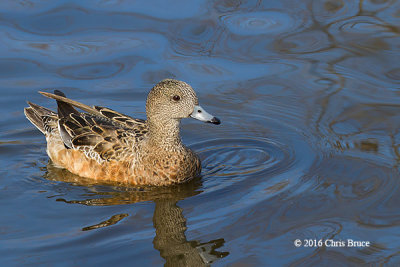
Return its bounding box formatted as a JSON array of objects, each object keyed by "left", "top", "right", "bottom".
[
  {"left": 59, "top": 113, "right": 146, "bottom": 162},
  {"left": 38, "top": 90, "right": 148, "bottom": 163},
  {"left": 94, "top": 106, "right": 146, "bottom": 129}
]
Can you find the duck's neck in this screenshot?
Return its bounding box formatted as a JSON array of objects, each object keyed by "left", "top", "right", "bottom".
[{"left": 147, "top": 118, "right": 184, "bottom": 150}]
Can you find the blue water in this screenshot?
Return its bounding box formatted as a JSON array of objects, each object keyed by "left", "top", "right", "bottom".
[{"left": 1, "top": 0, "right": 400, "bottom": 266}]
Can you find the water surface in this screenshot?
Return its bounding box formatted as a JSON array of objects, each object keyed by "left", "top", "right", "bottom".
[{"left": 1, "top": 0, "right": 400, "bottom": 266}]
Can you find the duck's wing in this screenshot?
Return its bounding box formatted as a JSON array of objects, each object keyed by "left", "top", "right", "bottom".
[
  {"left": 40, "top": 91, "right": 104, "bottom": 117},
  {"left": 40, "top": 90, "right": 148, "bottom": 162},
  {"left": 59, "top": 112, "right": 148, "bottom": 162},
  {"left": 93, "top": 106, "right": 146, "bottom": 129},
  {"left": 40, "top": 91, "right": 147, "bottom": 129}
]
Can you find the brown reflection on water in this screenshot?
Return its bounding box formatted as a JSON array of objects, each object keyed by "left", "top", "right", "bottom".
[
  {"left": 45, "top": 163, "right": 229, "bottom": 265},
  {"left": 153, "top": 199, "right": 228, "bottom": 266},
  {"left": 82, "top": 213, "right": 129, "bottom": 231}
]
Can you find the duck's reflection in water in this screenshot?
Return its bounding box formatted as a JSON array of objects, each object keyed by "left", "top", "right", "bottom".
[
  {"left": 153, "top": 198, "right": 228, "bottom": 266},
  {"left": 44, "top": 163, "right": 229, "bottom": 266}
]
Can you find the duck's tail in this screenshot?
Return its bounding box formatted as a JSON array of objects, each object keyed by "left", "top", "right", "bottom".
[
  {"left": 24, "top": 101, "right": 56, "bottom": 134},
  {"left": 25, "top": 90, "right": 83, "bottom": 135}
]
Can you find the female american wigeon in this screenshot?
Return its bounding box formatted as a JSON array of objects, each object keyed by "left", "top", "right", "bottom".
[{"left": 24, "top": 79, "right": 220, "bottom": 186}]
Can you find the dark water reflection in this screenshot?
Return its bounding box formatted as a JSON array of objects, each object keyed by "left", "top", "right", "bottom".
[
  {"left": 1, "top": 0, "right": 400, "bottom": 265},
  {"left": 45, "top": 166, "right": 228, "bottom": 266}
]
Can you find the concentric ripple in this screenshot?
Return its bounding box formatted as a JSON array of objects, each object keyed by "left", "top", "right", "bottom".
[
  {"left": 191, "top": 131, "right": 315, "bottom": 197},
  {"left": 183, "top": 129, "right": 317, "bottom": 231},
  {"left": 222, "top": 11, "right": 299, "bottom": 36},
  {"left": 195, "top": 138, "right": 290, "bottom": 179}
]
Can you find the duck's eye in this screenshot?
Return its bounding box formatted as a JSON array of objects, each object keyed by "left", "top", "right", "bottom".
[{"left": 172, "top": 95, "right": 181, "bottom": 101}]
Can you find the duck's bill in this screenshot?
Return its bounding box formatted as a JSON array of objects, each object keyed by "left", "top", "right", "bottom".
[{"left": 190, "top": 105, "right": 221, "bottom": 125}]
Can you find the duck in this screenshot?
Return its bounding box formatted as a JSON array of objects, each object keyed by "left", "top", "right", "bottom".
[{"left": 24, "top": 79, "right": 220, "bottom": 186}]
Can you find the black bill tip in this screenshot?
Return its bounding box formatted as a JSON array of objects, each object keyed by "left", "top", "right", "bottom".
[{"left": 209, "top": 117, "right": 221, "bottom": 125}]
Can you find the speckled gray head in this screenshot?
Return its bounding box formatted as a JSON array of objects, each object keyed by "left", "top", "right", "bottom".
[{"left": 146, "top": 79, "right": 220, "bottom": 125}]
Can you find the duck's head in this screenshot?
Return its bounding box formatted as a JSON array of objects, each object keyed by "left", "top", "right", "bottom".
[{"left": 146, "top": 79, "right": 220, "bottom": 125}]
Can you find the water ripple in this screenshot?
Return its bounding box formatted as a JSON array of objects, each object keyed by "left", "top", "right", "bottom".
[
  {"left": 222, "top": 11, "right": 299, "bottom": 36},
  {"left": 186, "top": 125, "right": 317, "bottom": 227},
  {"left": 195, "top": 138, "right": 291, "bottom": 185},
  {"left": 312, "top": 0, "right": 359, "bottom": 25},
  {"left": 0, "top": 30, "right": 169, "bottom": 62},
  {"left": 16, "top": 7, "right": 88, "bottom": 35},
  {"left": 275, "top": 30, "right": 332, "bottom": 54},
  {"left": 385, "top": 68, "right": 400, "bottom": 81},
  {"left": 170, "top": 19, "right": 221, "bottom": 56},
  {"left": 170, "top": 57, "right": 295, "bottom": 82},
  {"left": 330, "top": 16, "right": 397, "bottom": 38},
  {"left": 90, "top": 0, "right": 207, "bottom": 19},
  {"left": 57, "top": 62, "right": 125, "bottom": 80},
  {"left": 0, "top": 58, "right": 44, "bottom": 78}
]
